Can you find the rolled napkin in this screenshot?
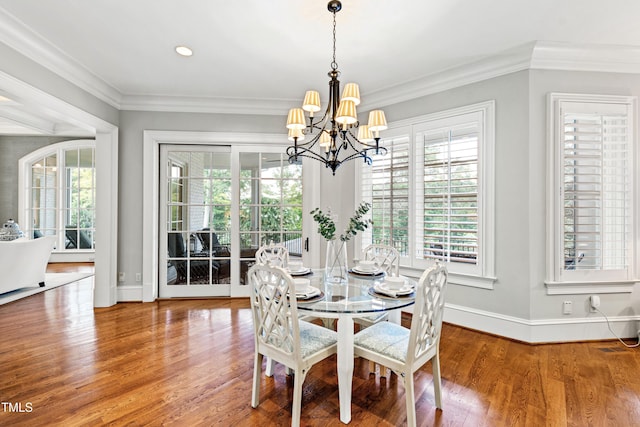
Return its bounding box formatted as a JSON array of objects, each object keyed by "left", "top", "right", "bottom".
[
  {"left": 294, "top": 286, "right": 320, "bottom": 299},
  {"left": 373, "top": 282, "right": 414, "bottom": 298}
]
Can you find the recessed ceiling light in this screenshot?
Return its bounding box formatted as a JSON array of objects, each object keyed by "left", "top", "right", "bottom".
[{"left": 175, "top": 46, "right": 193, "bottom": 57}]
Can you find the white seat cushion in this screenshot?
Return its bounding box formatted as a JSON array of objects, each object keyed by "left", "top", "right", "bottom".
[
  {"left": 299, "top": 321, "right": 338, "bottom": 359},
  {"left": 354, "top": 321, "right": 409, "bottom": 363}
]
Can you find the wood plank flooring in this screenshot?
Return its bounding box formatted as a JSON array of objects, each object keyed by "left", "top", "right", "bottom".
[{"left": 0, "top": 264, "right": 639, "bottom": 426}]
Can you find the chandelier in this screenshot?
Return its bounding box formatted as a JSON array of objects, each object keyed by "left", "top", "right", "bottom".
[{"left": 285, "top": 0, "right": 388, "bottom": 175}]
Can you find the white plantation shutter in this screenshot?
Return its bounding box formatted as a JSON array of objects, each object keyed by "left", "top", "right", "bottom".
[
  {"left": 561, "top": 103, "right": 630, "bottom": 276},
  {"left": 359, "top": 101, "right": 495, "bottom": 287},
  {"left": 418, "top": 122, "right": 479, "bottom": 265},
  {"left": 361, "top": 135, "right": 410, "bottom": 256}
]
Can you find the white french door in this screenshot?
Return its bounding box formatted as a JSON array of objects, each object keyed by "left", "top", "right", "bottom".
[
  {"left": 158, "top": 143, "right": 312, "bottom": 298},
  {"left": 159, "top": 145, "right": 232, "bottom": 297}
]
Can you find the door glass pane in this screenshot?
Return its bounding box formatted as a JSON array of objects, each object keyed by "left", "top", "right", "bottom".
[
  {"left": 165, "top": 150, "right": 231, "bottom": 289},
  {"left": 240, "top": 151, "right": 303, "bottom": 264}
]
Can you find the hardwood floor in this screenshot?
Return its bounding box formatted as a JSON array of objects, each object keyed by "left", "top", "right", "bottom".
[{"left": 1, "top": 265, "right": 639, "bottom": 426}]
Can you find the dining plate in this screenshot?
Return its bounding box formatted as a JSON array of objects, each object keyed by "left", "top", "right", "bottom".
[
  {"left": 373, "top": 283, "right": 414, "bottom": 297},
  {"left": 379, "top": 282, "right": 413, "bottom": 294},
  {"left": 291, "top": 286, "right": 321, "bottom": 298},
  {"left": 369, "top": 286, "right": 415, "bottom": 300},
  {"left": 296, "top": 291, "right": 325, "bottom": 303},
  {"left": 289, "top": 267, "right": 312, "bottom": 276},
  {"left": 349, "top": 267, "right": 384, "bottom": 277}
]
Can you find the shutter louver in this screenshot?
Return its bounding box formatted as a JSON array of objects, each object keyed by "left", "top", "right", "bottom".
[
  {"left": 421, "top": 124, "right": 479, "bottom": 264},
  {"left": 361, "top": 136, "right": 410, "bottom": 256},
  {"left": 562, "top": 111, "right": 629, "bottom": 272}
]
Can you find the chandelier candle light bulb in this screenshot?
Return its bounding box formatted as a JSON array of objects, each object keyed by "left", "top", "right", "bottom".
[{"left": 284, "top": 0, "right": 388, "bottom": 175}]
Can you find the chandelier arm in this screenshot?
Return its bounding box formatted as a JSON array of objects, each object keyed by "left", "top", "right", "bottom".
[
  {"left": 345, "top": 129, "right": 388, "bottom": 154},
  {"left": 308, "top": 101, "right": 332, "bottom": 133},
  {"left": 337, "top": 147, "right": 374, "bottom": 166},
  {"left": 296, "top": 132, "right": 323, "bottom": 149},
  {"left": 287, "top": 146, "right": 333, "bottom": 165}
]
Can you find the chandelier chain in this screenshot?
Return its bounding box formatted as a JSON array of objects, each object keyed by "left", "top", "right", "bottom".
[{"left": 331, "top": 9, "right": 338, "bottom": 70}]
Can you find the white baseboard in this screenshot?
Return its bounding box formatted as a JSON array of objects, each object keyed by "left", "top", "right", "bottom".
[
  {"left": 444, "top": 303, "right": 640, "bottom": 343},
  {"left": 117, "top": 285, "right": 143, "bottom": 302}
]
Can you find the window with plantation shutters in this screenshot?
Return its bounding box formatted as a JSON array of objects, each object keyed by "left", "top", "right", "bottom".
[
  {"left": 359, "top": 101, "right": 495, "bottom": 287},
  {"left": 548, "top": 94, "right": 636, "bottom": 291},
  {"left": 361, "top": 135, "right": 410, "bottom": 256},
  {"left": 418, "top": 123, "right": 479, "bottom": 265}
]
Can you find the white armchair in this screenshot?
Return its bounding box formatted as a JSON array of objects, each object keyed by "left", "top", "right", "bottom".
[{"left": 0, "top": 236, "right": 56, "bottom": 294}]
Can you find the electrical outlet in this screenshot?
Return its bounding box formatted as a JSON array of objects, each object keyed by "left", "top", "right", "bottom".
[
  {"left": 118, "top": 272, "right": 125, "bottom": 282},
  {"left": 562, "top": 301, "right": 572, "bottom": 315},
  {"left": 589, "top": 295, "right": 600, "bottom": 312},
  {"left": 135, "top": 273, "right": 141, "bottom": 282}
]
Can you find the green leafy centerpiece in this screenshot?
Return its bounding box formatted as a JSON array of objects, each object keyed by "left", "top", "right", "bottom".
[{"left": 311, "top": 202, "right": 372, "bottom": 283}]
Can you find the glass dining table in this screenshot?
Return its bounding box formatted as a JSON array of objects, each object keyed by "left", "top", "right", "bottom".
[{"left": 295, "top": 269, "right": 417, "bottom": 424}]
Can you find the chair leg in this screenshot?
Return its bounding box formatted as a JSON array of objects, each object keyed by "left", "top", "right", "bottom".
[
  {"left": 265, "top": 356, "right": 276, "bottom": 377},
  {"left": 369, "top": 360, "right": 390, "bottom": 377},
  {"left": 403, "top": 372, "right": 417, "bottom": 427},
  {"left": 432, "top": 353, "right": 443, "bottom": 409},
  {"left": 291, "top": 368, "right": 308, "bottom": 427},
  {"left": 321, "top": 318, "right": 335, "bottom": 329},
  {"left": 251, "top": 353, "right": 263, "bottom": 408}
]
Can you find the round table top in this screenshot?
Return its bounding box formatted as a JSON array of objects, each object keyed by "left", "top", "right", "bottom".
[{"left": 294, "top": 269, "right": 416, "bottom": 315}]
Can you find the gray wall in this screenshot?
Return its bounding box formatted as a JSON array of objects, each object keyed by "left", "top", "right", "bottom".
[
  {"left": 528, "top": 69, "right": 640, "bottom": 321},
  {"left": 0, "top": 136, "right": 85, "bottom": 221},
  {"left": 117, "top": 110, "right": 284, "bottom": 291},
  {"left": 330, "top": 68, "right": 640, "bottom": 324},
  {"left": 335, "top": 71, "right": 533, "bottom": 319}
]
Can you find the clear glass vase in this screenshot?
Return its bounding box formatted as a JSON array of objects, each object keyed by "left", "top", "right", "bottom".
[{"left": 325, "top": 239, "right": 348, "bottom": 284}]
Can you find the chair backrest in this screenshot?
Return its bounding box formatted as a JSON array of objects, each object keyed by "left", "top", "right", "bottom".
[
  {"left": 407, "top": 263, "right": 448, "bottom": 365},
  {"left": 65, "top": 226, "right": 93, "bottom": 249},
  {"left": 255, "top": 242, "right": 289, "bottom": 268},
  {"left": 168, "top": 233, "right": 186, "bottom": 258},
  {"left": 362, "top": 244, "right": 400, "bottom": 276},
  {"left": 197, "top": 228, "right": 221, "bottom": 251},
  {"left": 248, "top": 263, "right": 301, "bottom": 363}
]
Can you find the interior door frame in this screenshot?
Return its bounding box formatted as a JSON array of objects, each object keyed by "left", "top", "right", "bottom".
[{"left": 142, "top": 131, "right": 320, "bottom": 301}]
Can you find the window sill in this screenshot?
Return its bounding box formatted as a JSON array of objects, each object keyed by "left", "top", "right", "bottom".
[
  {"left": 545, "top": 280, "right": 637, "bottom": 295},
  {"left": 400, "top": 266, "right": 496, "bottom": 290}
]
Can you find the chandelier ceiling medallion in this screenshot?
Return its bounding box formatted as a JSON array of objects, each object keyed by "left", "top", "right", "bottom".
[{"left": 285, "top": 0, "right": 388, "bottom": 175}]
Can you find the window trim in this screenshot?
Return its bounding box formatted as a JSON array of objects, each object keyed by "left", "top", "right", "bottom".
[
  {"left": 357, "top": 101, "right": 496, "bottom": 289},
  {"left": 545, "top": 93, "right": 638, "bottom": 294},
  {"left": 18, "top": 139, "right": 96, "bottom": 259}
]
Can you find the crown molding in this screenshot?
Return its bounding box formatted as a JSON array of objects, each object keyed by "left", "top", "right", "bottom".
[
  {"left": 0, "top": 8, "right": 122, "bottom": 109},
  {"left": 119, "top": 94, "right": 293, "bottom": 116},
  {"left": 530, "top": 41, "right": 640, "bottom": 73},
  {"left": 363, "top": 41, "right": 640, "bottom": 110},
  {"left": 362, "top": 42, "right": 536, "bottom": 110}
]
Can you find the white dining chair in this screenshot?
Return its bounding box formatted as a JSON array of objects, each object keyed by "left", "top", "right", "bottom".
[
  {"left": 362, "top": 243, "right": 400, "bottom": 277},
  {"left": 353, "top": 263, "right": 448, "bottom": 427},
  {"left": 248, "top": 263, "right": 338, "bottom": 427},
  {"left": 255, "top": 241, "right": 290, "bottom": 268},
  {"left": 354, "top": 243, "right": 401, "bottom": 375}
]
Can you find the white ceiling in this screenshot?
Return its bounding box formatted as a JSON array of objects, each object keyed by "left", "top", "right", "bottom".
[{"left": 1, "top": 0, "right": 640, "bottom": 135}]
